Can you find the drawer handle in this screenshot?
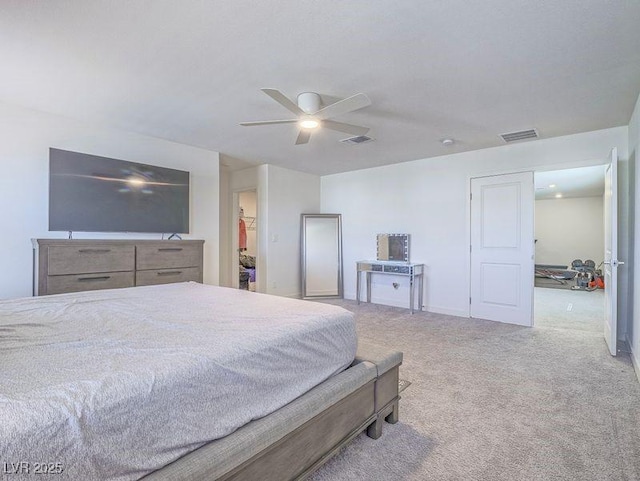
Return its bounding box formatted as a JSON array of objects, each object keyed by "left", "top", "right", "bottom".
[
  {"left": 78, "top": 249, "right": 111, "bottom": 254},
  {"left": 157, "top": 271, "right": 182, "bottom": 276},
  {"left": 158, "top": 248, "right": 183, "bottom": 252},
  {"left": 78, "top": 276, "right": 111, "bottom": 282}
]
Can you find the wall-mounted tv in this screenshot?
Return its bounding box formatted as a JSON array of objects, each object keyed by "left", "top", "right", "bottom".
[{"left": 49, "top": 148, "right": 190, "bottom": 234}]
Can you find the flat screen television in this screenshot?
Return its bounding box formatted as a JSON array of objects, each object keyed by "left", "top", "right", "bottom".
[{"left": 49, "top": 148, "right": 190, "bottom": 234}]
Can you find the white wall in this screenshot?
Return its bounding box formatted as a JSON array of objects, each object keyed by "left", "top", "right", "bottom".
[
  {"left": 630, "top": 91, "right": 640, "bottom": 377},
  {"left": 223, "top": 166, "right": 259, "bottom": 289},
  {"left": 260, "top": 164, "right": 320, "bottom": 298},
  {"left": 0, "top": 102, "right": 220, "bottom": 299},
  {"left": 322, "top": 127, "right": 628, "bottom": 319},
  {"left": 218, "top": 168, "right": 232, "bottom": 287},
  {"left": 535, "top": 197, "right": 604, "bottom": 267},
  {"left": 220, "top": 164, "right": 319, "bottom": 297}
]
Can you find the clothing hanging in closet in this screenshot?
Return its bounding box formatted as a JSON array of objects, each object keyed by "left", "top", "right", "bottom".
[{"left": 239, "top": 218, "right": 247, "bottom": 251}]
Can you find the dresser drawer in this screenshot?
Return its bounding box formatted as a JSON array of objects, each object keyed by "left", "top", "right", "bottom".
[
  {"left": 35, "top": 239, "right": 204, "bottom": 296},
  {"left": 48, "top": 245, "right": 135, "bottom": 275},
  {"left": 136, "top": 243, "right": 201, "bottom": 270},
  {"left": 46, "top": 271, "right": 135, "bottom": 295},
  {"left": 135, "top": 267, "right": 201, "bottom": 286}
]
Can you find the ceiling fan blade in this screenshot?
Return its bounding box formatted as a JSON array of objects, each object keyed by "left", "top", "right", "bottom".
[
  {"left": 261, "top": 88, "right": 304, "bottom": 116},
  {"left": 240, "top": 119, "right": 298, "bottom": 126},
  {"left": 295, "top": 130, "right": 311, "bottom": 145},
  {"left": 315, "top": 93, "right": 371, "bottom": 120},
  {"left": 322, "top": 120, "right": 369, "bottom": 136}
]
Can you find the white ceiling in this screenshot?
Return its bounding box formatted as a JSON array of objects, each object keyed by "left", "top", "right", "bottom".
[
  {"left": 535, "top": 165, "right": 606, "bottom": 200},
  {"left": 1, "top": 1, "right": 639, "bottom": 175}
]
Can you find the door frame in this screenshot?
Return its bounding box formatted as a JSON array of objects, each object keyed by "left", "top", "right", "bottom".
[
  {"left": 231, "top": 188, "right": 259, "bottom": 290},
  {"left": 465, "top": 158, "right": 613, "bottom": 319},
  {"left": 528, "top": 163, "right": 610, "bottom": 331}
]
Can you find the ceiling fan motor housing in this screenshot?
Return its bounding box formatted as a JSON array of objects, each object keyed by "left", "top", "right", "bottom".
[
  {"left": 240, "top": 88, "right": 371, "bottom": 145},
  {"left": 297, "top": 92, "right": 322, "bottom": 114}
]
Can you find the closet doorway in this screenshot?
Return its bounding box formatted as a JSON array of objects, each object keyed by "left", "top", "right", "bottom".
[
  {"left": 533, "top": 165, "right": 606, "bottom": 333},
  {"left": 236, "top": 190, "right": 257, "bottom": 291}
]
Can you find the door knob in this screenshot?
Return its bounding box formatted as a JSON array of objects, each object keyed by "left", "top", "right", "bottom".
[{"left": 604, "top": 260, "right": 625, "bottom": 266}]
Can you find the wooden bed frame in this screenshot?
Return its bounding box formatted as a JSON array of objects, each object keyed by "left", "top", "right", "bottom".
[
  {"left": 144, "top": 345, "right": 402, "bottom": 480},
  {"left": 24, "top": 243, "right": 402, "bottom": 480}
]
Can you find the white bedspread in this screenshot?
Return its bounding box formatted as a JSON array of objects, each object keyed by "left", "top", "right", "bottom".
[{"left": 0, "top": 283, "right": 356, "bottom": 480}]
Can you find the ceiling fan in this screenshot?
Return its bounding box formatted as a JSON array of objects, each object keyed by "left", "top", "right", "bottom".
[{"left": 240, "top": 88, "right": 371, "bottom": 145}]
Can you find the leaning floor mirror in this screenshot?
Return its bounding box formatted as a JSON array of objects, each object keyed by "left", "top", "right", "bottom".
[{"left": 301, "top": 214, "right": 343, "bottom": 299}]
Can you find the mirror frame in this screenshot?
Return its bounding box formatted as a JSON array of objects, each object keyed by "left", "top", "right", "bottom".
[
  {"left": 301, "top": 214, "right": 343, "bottom": 299},
  {"left": 377, "top": 233, "right": 410, "bottom": 262}
]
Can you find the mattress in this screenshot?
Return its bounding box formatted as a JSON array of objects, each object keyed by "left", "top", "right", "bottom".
[{"left": 0, "top": 282, "right": 357, "bottom": 480}]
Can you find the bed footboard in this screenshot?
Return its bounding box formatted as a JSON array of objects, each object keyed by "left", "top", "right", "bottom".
[
  {"left": 366, "top": 365, "right": 400, "bottom": 439},
  {"left": 144, "top": 343, "right": 403, "bottom": 481},
  {"left": 222, "top": 380, "right": 376, "bottom": 481}
]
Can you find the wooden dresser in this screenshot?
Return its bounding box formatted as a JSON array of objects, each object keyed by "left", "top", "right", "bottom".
[{"left": 33, "top": 239, "right": 204, "bottom": 296}]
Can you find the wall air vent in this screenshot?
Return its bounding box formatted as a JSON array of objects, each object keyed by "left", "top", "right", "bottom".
[
  {"left": 340, "top": 135, "right": 374, "bottom": 145},
  {"left": 500, "top": 129, "right": 539, "bottom": 143}
]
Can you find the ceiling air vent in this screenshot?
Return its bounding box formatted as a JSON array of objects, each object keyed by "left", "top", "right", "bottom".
[
  {"left": 340, "top": 135, "right": 374, "bottom": 145},
  {"left": 500, "top": 129, "right": 538, "bottom": 143}
]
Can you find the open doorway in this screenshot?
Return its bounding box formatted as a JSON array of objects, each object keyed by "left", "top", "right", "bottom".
[
  {"left": 533, "top": 165, "right": 606, "bottom": 331},
  {"left": 238, "top": 190, "right": 257, "bottom": 291}
]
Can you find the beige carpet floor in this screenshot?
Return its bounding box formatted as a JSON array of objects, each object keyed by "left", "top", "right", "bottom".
[
  {"left": 308, "top": 296, "right": 640, "bottom": 481},
  {"left": 534, "top": 286, "right": 604, "bottom": 333}
]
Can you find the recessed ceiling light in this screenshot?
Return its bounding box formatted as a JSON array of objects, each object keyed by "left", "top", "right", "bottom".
[
  {"left": 548, "top": 184, "right": 556, "bottom": 188},
  {"left": 441, "top": 138, "right": 454, "bottom": 146},
  {"left": 555, "top": 193, "right": 563, "bottom": 198},
  {"left": 299, "top": 119, "right": 319, "bottom": 129}
]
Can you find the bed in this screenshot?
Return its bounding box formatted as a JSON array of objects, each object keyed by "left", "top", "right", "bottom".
[{"left": 0, "top": 282, "right": 402, "bottom": 480}]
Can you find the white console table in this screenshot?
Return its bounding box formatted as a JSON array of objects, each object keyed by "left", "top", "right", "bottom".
[{"left": 356, "top": 260, "right": 424, "bottom": 314}]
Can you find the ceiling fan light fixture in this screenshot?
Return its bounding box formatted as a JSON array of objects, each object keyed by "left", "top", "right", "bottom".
[
  {"left": 241, "top": 89, "right": 372, "bottom": 144},
  {"left": 299, "top": 118, "right": 320, "bottom": 129}
]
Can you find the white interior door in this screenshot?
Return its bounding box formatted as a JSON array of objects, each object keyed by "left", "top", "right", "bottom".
[
  {"left": 470, "top": 172, "right": 534, "bottom": 326},
  {"left": 604, "top": 147, "right": 619, "bottom": 356}
]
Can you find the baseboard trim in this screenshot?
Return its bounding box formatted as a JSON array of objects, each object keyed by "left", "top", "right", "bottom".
[
  {"left": 343, "top": 293, "right": 468, "bottom": 318},
  {"left": 423, "top": 306, "right": 469, "bottom": 318},
  {"left": 628, "top": 336, "right": 640, "bottom": 384},
  {"left": 345, "top": 293, "right": 419, "bottom": 311}
]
